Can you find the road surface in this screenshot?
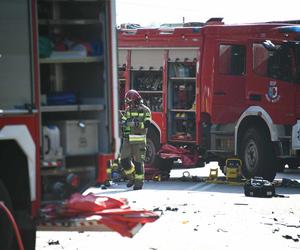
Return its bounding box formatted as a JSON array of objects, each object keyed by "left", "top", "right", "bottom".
[{"left": 36, "top": 163, "right": 300, "bottom": 250}]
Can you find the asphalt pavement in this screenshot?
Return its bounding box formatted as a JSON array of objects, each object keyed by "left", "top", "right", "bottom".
[{"left": 36, "top": 163, "right": 300, "bottom": 250}]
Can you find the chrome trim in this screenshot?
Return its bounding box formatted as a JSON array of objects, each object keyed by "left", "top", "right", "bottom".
[{"left": 0, "top": 109, "right": 38, "bottom": 115}]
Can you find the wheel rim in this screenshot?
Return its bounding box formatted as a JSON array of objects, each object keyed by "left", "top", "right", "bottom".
[
  {"left": 145, "top": 139, "right": 155, "bottom": 165},
  {"left": 244, "top": 139, "right": 259, "bottom": 171}
]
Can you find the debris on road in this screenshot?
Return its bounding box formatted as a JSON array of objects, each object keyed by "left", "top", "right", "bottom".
[
  {"left": 165, "top": 206, "right": 178, "bottom": 212},
  {"left": 277, "top": 178, "right": 300, "bottom": 188},
  {"left": 234, "top": 203, "right": 248, "bottom": 206},
  {"left": 282, "top": 235, "right": 299, "bottom": 242},
  {"left": 48, "top": 240, "right": 60, "bottom": 245}
]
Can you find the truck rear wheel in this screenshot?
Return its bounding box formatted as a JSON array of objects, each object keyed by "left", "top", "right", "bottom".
[
  {"left": 146, "top": 129, "right": 161, "bottom": 167},
  {"left": 146, "top": 129, "right": 172, "bottom": 179},
  {"left": 239, "top": 127, "right": 276, "bottom": 181},
  {"left": 156, "top": 158, "right": 173, "bottom": 180},
  {"left": 0, "top": 180, "right": 14, "bottom": 250}
]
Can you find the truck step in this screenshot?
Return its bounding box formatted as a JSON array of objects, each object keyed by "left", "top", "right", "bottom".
[
  {"left": 278, "top": 136, "right": 291, "bottom": 140},
  {"left": 210, "top": 131, "right": 234, "bottom": 136}
]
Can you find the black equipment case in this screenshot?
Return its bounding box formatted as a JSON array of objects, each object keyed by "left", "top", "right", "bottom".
[{"left": 244, "top": 177, "right": 275, "bottom": 198}]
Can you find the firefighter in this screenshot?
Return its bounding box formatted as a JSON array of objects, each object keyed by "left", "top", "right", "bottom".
[
  {"left": 120, "top": 89, "right": 151, "bottom": 190},
  {"left": 105, "top": 155, "right": 124, "bottom": 186}
]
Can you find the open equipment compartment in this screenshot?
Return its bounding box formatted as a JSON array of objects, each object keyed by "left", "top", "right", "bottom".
[
  {"left": 37, "top": 0, "right": 111, "bottom": 201},
  {"left": 168, "top": 58, "right": 197, "bottom": 143}
]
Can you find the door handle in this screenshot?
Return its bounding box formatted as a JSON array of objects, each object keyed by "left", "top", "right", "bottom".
[
  {"left": 214, "top": 91, "right": 226, "bottom": 96},
  {"left": 249, "top": 94, "right": 261, "bottom": 101}
]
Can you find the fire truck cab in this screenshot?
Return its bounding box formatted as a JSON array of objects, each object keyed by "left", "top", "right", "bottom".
[{"left": 118, "top": 21, "right": 300, "bottom": 181}]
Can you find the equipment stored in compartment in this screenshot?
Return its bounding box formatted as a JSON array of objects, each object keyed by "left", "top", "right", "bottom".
[
  {"left": 53, "top": 120, "right": 99, "bottom": 156},
  {"left": 42, "top": 125, "right": 63, "bottom": 163}
]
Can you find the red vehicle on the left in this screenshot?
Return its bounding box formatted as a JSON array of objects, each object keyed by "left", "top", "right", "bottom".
[{"left": 0, "top": 0, "right": 119, "bottom": 249}]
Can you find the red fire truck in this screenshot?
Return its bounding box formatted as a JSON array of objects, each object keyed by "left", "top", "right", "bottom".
[
  {"left": 0, "top": 0, "right": 120, "bottom": 249},
  {"left": 118, "top": 19, "right": 300, "bottom": 180}
]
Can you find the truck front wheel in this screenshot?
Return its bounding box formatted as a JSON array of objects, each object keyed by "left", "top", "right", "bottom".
[
  {"left": 239, "top": 127, "right": 276, "bottom": 181},
  {"left": 0, "top": 180, "right": 14, "bottom": 250},
  {"left": 146, "top": 129, "right": 172, "bottom": 178}
]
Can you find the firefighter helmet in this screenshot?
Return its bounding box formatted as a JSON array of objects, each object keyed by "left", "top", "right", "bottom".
[{"left": 125, "top": 89, "right": 142, "bottom": 105}]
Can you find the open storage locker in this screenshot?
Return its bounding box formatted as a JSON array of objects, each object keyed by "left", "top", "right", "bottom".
[
  {"left": 167, "top": 49, "right": 197, "bottom": 143},
  {"left": 37, "top": 0, "right": 111, "bottom": 201},
  {"left": 130, "top": 49, "right": 164, "bottom": 112}
]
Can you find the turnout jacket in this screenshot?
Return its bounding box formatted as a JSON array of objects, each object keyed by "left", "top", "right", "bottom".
[{"left": 121, "top": 103, "right": 151, "bottom": 143}]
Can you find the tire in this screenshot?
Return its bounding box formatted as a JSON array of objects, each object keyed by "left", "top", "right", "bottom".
[
  {"left": 0, "top": 180, "right": 14, "bottom": 250},
  {"left": 12, "top": 211, "right": 36, "bottom": 250},
  {"left": 287, "top": 159, "right": 299, "bottom": 169},
  {"left": 218, "top": 159, "right": 226, "bottom": 175},
  {"left": 276, "top": 164, "right": 286, "bottom": 172},
  {"left": 239, "top": 127, "right": 276, "bottom": 181},
  {"left": 276, "top": 160, "right": 286, "bottom": 172},
  {"left": 156, "top": 158, "right": 173, "bottom": 180},
  {"left": 146, "top": 129, "right": 161, "bottom": 167},
  {"left": 288, "top": 164, "right": 299, "bottom": 170}
]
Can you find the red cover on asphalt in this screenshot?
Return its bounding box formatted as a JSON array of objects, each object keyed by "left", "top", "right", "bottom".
[{"left": 40, "top": 193, "right": 159, "bottom": 237}]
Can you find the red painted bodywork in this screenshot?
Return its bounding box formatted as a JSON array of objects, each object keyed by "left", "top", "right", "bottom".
[
  {"left": 118, "top": 23, "right": 300, "bottom": 147},
  {"left": 0, "top": 115, "right": 40, "bottom": 216},
  {"left": 97, "top": 153, "right": 114, "bottom": 184}
]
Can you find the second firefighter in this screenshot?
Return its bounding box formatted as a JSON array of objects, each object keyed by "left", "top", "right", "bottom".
[{"left": 120, "top": 89, "right": 152, "bottom": 190}]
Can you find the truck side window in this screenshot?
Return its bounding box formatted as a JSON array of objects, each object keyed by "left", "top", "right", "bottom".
[
  {"left": 219, "top": 44, "right": 245, "bottom": 76},
  {"left": 253, "top": 43, "right": 294, "bottom": 83}
]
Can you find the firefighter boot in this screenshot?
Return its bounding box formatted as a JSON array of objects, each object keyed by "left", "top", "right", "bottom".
[
  {"left": 133, "top": 162, "right": 144, "bottom": 190},
  {"left": 121, "top": 158, "right": 136, "bottom": 188},
  {"left": 126, "top": 173, "right": 135, "bottom": 188},
  {"left": 133, "top": 179, "right": 144, "bottom": 190}
]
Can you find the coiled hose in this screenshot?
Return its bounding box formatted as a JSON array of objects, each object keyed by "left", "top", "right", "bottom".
[{"left": 0, "top": 202, "right": 24, "bottom": 250}]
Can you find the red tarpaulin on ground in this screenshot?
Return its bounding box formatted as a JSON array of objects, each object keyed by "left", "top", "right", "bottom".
[{"left": 39, "top": 193, "right": 159, "bottom": 237}]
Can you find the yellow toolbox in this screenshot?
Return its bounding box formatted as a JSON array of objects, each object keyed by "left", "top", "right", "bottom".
[{"left": 225, "top": 158, "right": 242, "bottom": 180}]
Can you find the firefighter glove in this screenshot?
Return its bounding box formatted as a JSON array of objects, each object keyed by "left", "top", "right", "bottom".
[{"left": 127, "top": 119, "right": 140, "bottom": 128}]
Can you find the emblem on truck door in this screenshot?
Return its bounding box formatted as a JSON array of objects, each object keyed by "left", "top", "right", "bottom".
[{"left": 266, "top": 81, "right": 280, "bottom": 103}]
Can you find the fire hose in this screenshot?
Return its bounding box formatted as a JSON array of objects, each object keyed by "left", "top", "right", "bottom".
[{"left": 0, "top": 202, "right": 24, "bottom": 250}]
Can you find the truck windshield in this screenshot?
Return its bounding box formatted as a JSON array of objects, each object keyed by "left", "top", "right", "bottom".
[{"left": 253, "top": 42, "right": 300, "bottom": 83}]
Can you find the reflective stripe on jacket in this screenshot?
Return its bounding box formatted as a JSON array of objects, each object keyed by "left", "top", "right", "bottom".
[{"left": 122, "top": 104, "right": 151, "bottom": 139}]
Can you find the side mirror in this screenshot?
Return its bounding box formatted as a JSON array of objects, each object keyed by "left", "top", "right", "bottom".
[{"left": 262, "top": 40, "right": 277, "bottom": 51}]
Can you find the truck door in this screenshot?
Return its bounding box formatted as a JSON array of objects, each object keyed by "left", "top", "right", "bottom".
[
  {"left": 295, "top": 43, "right": 300, "bottom": 119},
  {"left": 213, "top": 42, "right": 246, "bottom": 124},
  {"left": 248, "top": 41, "right": 296, "bottom": 125},
  {"left": 0, "top": 0, "right": 35, "bottom": 113}
]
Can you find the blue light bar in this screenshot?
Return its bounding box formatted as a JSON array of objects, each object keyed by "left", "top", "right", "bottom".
[{"left": 278, "top": 26, "right": 300, "bottom": 33}]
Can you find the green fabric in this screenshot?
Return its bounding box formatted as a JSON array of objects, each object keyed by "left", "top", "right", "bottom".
[{"left": 39, "top": 36, "right": 53, "bottom": 58}]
